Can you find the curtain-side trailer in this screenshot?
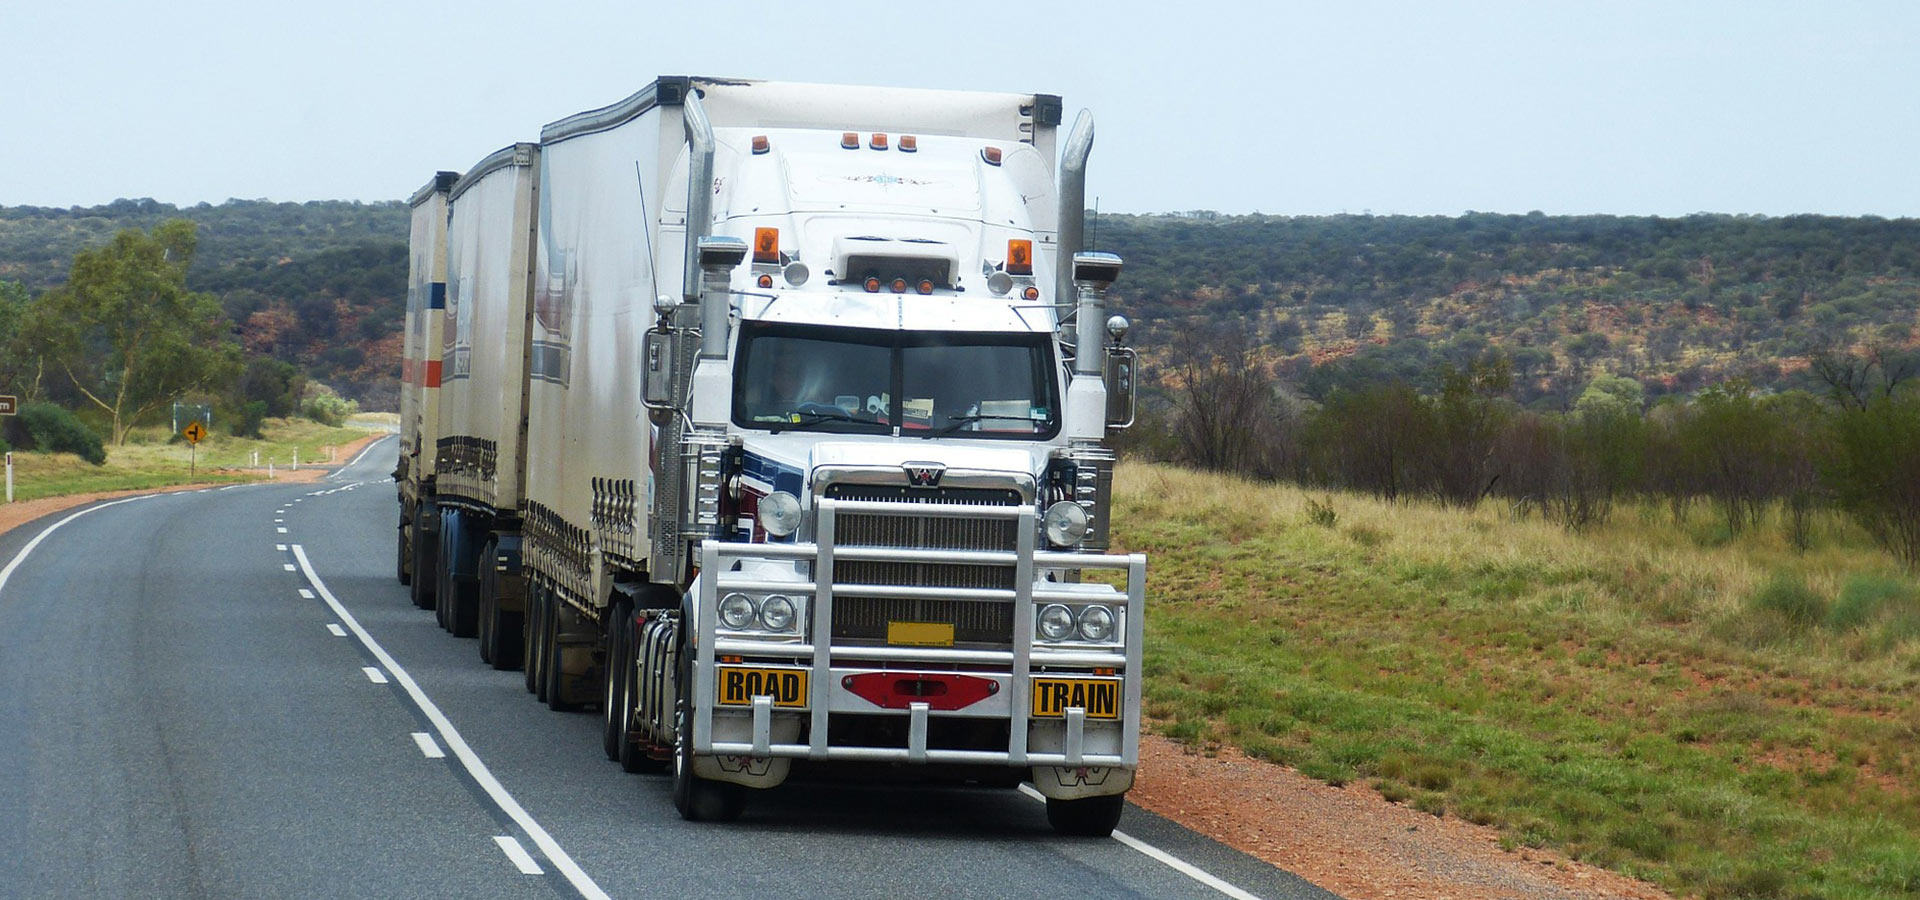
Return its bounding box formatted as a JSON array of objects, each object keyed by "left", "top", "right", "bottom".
[
  {"left": 399, "top": 76, "right": 1144, "bottom": 836},
  {"left": 397, "top": 172, "right": 455, "bottom": 605}
]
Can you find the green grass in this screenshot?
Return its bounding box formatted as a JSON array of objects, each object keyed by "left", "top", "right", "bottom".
[
  {"left": 6, "top": 418, "right": 377, "bottom": 502},
  {"left": 1119, "top": 463, "right": 1920, "bottom": 900}
]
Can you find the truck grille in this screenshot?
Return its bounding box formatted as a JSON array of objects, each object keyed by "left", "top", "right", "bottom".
[{"left": 824, "top": 484, "right": 1021, "bottom": 645}]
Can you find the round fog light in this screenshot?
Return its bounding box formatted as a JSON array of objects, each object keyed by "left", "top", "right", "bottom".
[
  {"left": 719, "top": 592, "right": 757, "bottom": 629},
  {"left": 1077, "top": 604, "right": 1115, "bottom": 642},
  {"left": 1037, "top": 603, "right": 1075, "bottom": 641},
  {"left": 1044, "top": 501, "right": 1089, "bottom": 547},
  {"left": 760, "top": 595, "right": 795, "bottom": 632},
  {"left": 759, "top": 491, "right": 802, "bottom": 538}
]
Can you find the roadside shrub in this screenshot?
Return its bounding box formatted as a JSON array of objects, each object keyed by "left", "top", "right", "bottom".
[
  {"left": 17, "top": 402, "right": 106, "bottom": 465},
  {"left": 1304, "top": 496, "right": 1338, "bottom": 528},
  {"left": 1827, "top": 574, "right": 1914, "bottom": 631},
  {"left": 231, "top": 400, "right": 268, "bottom": 439},
  {"left": 1748, "top": 575, "right": 1827, "bottom": 629},
  {"left": 302, "top": 384, "right": 358, "bottom": 427}
]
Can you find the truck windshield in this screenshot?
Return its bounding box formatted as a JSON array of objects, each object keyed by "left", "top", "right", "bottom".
[{"left": 732, "top": 322, "right": 1060, "bottom": 439}]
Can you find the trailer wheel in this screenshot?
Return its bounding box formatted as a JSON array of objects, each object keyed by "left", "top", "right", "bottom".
[
  {"left": 525, "top": 586, "right": 543, "bottom": 695},
  {"left": 543, "top": 596, "right": 578, "bottom": 712},
  {"left": 672, "top": 651, "right": 745, "bottom": 822},
  {"left": 480, "top": 547, "right": 523, "bottom": 671},
  {"left": 408, "top": 520, "right": 435, "bottom": 611},
  {"left": 396, "top": 521, "right": 411, "bottom": 586},
  {"left": 602, "top": 600, "right": 633, "bottom": 760},
  {"left": 1044, "top": 793, "right": 1125, "bottom": 837}
]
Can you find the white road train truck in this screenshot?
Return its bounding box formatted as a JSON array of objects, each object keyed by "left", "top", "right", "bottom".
[{"left": 397, "top": 76, "right": 1144, "bottom": 835}]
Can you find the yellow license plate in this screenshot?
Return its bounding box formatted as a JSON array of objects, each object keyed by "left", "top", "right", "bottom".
[
  {"left": 715, "top": 666, "right": 809, "bottom": 708},
  {"left": 887, "top": 620, "right": 955, "bottom": 647},
  {"left": 1030, "top": 678, "right": 1122, "bottom": 720}
]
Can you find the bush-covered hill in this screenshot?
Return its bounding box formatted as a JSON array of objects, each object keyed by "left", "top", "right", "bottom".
[
  {"left": 1096, "top": 212, "right": 1920, "bottom": 406},
  {"left": 4, "top": 201, "right": 1917, "bottom": 411}
]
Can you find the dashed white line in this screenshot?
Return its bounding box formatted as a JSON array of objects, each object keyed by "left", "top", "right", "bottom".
[
  {"left": 1015, "top": 785, "right": 1264, "bottom": 900},
  {"left": 326, "top": 624, "right": 347, "bottom": 637},
  {"left": 275, "top": 518, "right": 284, "bottom": 523},
  {"left": 276, "top": 527, "right": 288, "bottom": 534},
  {"left": 493, "top": 836, "right": 544, "bottom": 875},
  {"left": 275, "top": 544, "right": 287, "bottom": 551},
  {"left": 412, "top": 732, "right": 446, "bottom": 759},
  {"left": 299, "top": 588, "right": 315, "bottom": 599},
  {"left": 290, "top": 545, "right": 609, "bottom": 900},
  {"left": 282, "top": 563, "right": 296, "bottom": 571},
  {"left": 362, "top": 666, "right": 389, "bottom": 684}
]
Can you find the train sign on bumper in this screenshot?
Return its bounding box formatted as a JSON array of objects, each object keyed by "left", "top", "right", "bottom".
[{"left": 1030, "top": 677, "right": 1121, "bottom": 719}]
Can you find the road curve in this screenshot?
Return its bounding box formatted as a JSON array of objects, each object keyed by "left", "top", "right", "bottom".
[{"left": 0, "top": 436, "right": 1341, "bottom": 900}]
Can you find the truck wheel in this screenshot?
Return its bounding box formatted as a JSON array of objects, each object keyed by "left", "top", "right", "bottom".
[
  {"left": 602, "top": 601, "right": 633, "bottom": 760},
  {"left": 524, "top": 586, "right": 543, "bottom": 695},
  {"left": 396, "top": 522, "right": 411, "bottom": 586},
  {"left": 1045, "top": 793, "right": 1125, "bottom": 837},
  {"left": 409, "top": 521, "right": 436, "bottom": 611},
  {"left": 543, "top": 596, "right": 578, "bottom": 712},
  {"left": 481, "top": 551, "right": 523, "bottom": 671},
  {"left": 672, "top": 653, "right": 745, "bottom": 822}
]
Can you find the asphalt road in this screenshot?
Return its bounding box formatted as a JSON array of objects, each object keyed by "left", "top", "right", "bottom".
[{"left": 0, "top": 437, "right": 1342, "bottom": 900}]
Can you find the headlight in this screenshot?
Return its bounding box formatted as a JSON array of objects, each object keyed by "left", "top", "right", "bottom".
[
  {"left": 1077, "top": 605, "right": 1115, "bottom": 642},
  {"left": 1043, "top": 501, "right": 1089, "bottom": 548},
  {"left": 1037, "top": 604, "right": 1075, "bottom": 641},
  {"left": 719, "top": 592, "right": 757, "bottom": 629},
  {"left": 759, "top": 595, "right": 795, "bottom": 632},
  {"left": 759, "top": 491, "right": 802, "bottom": 537}
]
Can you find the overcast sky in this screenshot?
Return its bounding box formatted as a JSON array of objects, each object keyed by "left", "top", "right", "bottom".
[{"left": 3, "top": 1, "right": 1914, "bottom": 217}]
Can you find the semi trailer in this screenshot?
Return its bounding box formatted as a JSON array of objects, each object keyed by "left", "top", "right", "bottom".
[{"left": 396, "top": 76, "right": 1144, "bottom": 835}]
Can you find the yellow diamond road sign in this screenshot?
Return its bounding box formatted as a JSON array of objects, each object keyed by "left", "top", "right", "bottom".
[{"left": 182, "top": 421, "right": 207, "bottom": 444}]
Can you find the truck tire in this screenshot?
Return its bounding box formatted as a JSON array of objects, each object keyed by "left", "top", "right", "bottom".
[
  {"left": 409, "top": 521, "right": 436, "bottom": 611},
  {"left": 480, "top": 545, "right": 523, "bottom": 671},
  {"left": 543, "top": 596, "right": 578, "bottom": 712},
  {"left": 525, "top": 585, "right": 544, "bottom": 695},
  {"left": 672, "top": 651, "right": 745, "bottom": 822},
  {"left": 396, "top": 522, "right": 411, "bottom": 586},
  {"left": 1045, "top": 793, "right": 1125, "bottom": 837},
  {"left": 602, "top": 601, "right": 633, "bottom": 760}
]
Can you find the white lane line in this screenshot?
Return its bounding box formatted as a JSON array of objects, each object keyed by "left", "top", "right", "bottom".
[
  {"left": 1016, "top": 785, "right": 1264, "bottom": 900},
  {"left": 283, "top": 563, "right": 296, "bottom": 571},
  {"left": 363, "top": 666, "right": 389, "bottom": 684},
  {"left": 276, "top": 544, "right": 288, "bottom": 551},
  {"left": 299, "top": 589, "right": 315, "bottom": 599},
  {"left": 326, "top": 624, "right": 347, "bottom": 637},
  {"left": 276, "top": 527, "right": 288, "bottom": 534},
  {"left": 275, "top": 518, "right": 284, "bottom": 523},
  {"left": 412, "top": 732, "right": 446, "bottom": 759},
  {"left": 335, "top": 435, "right": 389, "bottom": 475},
  {"left": 493, "top": 836, "right": 545, "bottom": 875},
  {"left": 0, "top": 496, "right": 155, "bottom": 598},
  {"left": 291, "top": 545, "right": 610, "bottom": 900}
]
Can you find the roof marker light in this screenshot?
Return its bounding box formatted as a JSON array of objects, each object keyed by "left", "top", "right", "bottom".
[
  {"left": 917, "top": 279, "right": 934, "bottom": 295},
  {"left": 1006, "top": 239, "right": 1033, "bottom": 275},
  {"left": 753, "top": 228, "right": 780, "bottom": 264},
  {"left": 899, "top": 135, "right": 917, "bottom": 152},
  {"left": 751, "top": 135, "right": 770, "bottom": 155},
  {"left": 864, "top": 276, "right": 882, "bottom": 293},
  {"left": 842, "top": 132, "right": 859, "bottom": 149},
  {"left": 890, "top": 278, "right": 908, "bottom": 294},
  {"left": 870, "top": 133, "right": 888, "bottom": 150},
  {"left": 981, "top": 146, "right": 1003, "bottom": 166}
]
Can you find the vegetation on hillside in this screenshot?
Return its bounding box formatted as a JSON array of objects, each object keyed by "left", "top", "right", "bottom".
[{"left": 1122, "top": 463, "right": 1920, "bottom": 900}]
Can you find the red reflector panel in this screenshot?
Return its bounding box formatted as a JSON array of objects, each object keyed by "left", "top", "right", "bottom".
[{"left": 842, "top": 672, "right": 999, "bottom": 711}]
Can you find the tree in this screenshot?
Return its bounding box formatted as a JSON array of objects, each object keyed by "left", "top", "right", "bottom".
[
  {"left": 0, "top": 280, "right": 44, "bottom": 400},
  {"left": 1824, "top": 395, "right": 1920, "bottom": 572},
  {"left": 27, "top": 221, "right": 241, "bottom": 443}
]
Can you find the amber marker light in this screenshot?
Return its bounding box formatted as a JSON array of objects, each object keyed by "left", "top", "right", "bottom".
[
  {"left": 899, "top": 135, "right": 917, "bottom": 152},
  {"left": 981, "top": 146, "right": 1003, "bottom": 166},
  {"left": 1006, "top": 239, "right": 1033, "bottom": 275},
  {"left": 864, "top": 276, "right": 882, "bottom": 293},
  {"left": 751, "top": 135, "right": 770, "bottom": 154},
  {"left": 757, "top": 274, "right": 773, "bottom": 289},
  {"left": 870, "top": 133, "right": 888, "bottom": 150},
  {"left": 842, "top": 132, "right": 859, "bottom": 149},
  {"left": 917, "top": 279, "right": 934, "bottom": 294},
  {"left": 753, "top": 228, "right": 780, "bottom": 264},
  {"left": 891, "top": 278, "right": 908, "bottom": 293},
  {"left": 1023, "top": 286, "right": 1040, "bottom": 301}
]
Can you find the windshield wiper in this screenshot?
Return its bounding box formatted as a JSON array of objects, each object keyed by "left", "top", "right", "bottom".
[
  {"left": 769, "top": 409, "right": 872, "bottom": 434},
  {"left": 925, "top": 414, "right": 989, "bottom": 438}
]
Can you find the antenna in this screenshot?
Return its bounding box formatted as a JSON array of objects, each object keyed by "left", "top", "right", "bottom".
[{"left": 1090, "top": 197, "right": 1100, "bottom": 251}]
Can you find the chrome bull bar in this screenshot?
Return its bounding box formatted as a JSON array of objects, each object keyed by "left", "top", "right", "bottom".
[{"left": 694, "top": 496, "right": 1145, "bottom": 768}]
